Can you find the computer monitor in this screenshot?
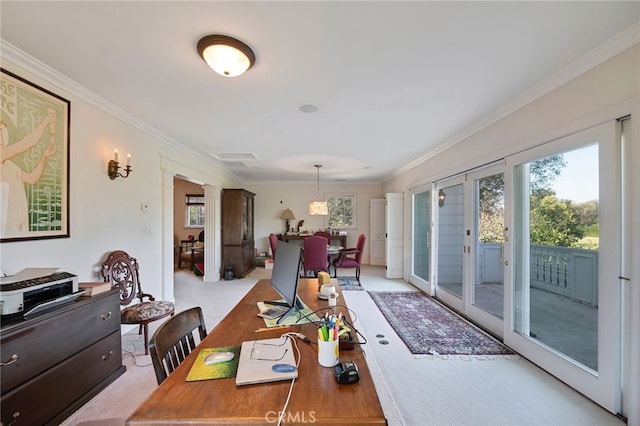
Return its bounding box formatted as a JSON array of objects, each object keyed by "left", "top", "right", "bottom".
[{"left": 265, "top": 241, "right": 304, "bottom": 324}]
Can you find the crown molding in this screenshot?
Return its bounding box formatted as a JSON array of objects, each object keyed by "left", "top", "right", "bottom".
[
  {"left": 388, "top": 21, "right": 640, "bottom": 183},
  {"left": 0, "top": 39, "right": 231, "bottom": 175}
]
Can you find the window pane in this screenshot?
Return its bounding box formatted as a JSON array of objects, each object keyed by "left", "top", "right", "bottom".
[
  {"left": 327, "top": 195, "right": 356, "bottom": 228},
  {"left": 186, "top": 205, "right": 205, "bottom": 227}
]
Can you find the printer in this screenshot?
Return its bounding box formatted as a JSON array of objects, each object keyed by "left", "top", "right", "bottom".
[{"left": 0, "top": 270, "right": 79, "bottom": 318}]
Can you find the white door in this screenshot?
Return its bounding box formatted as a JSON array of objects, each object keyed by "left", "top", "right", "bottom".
[
  {"left": 370, "top": 199, "right": 386, "bottom": 265},
  {"left": 385, "top": 193, "right": 403, "bottom": 279},
  {"left": 504, "top": 121, "right": 621, "bottom": 413}
]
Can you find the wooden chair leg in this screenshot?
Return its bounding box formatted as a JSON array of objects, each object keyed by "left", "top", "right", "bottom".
[{"left": 143, "top": 323, "right": 149, "bottom": 355}]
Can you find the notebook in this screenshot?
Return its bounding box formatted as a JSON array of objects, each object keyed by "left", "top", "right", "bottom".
[{"left": 235, "top": 337, "right": 298, "bottom": 386}]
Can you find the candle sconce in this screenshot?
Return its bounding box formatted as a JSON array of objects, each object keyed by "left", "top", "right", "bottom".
[{"left": 108, "top": 149, "right": 132, "bottom": 180}]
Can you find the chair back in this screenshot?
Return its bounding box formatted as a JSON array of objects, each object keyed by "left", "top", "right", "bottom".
[
  {"left": 354, "top": 234, "right": 366, "bottom": 263},
  {"left": 149, "top": 307, "right": 208, "bottom": 385},
  {"left": 314, "top": 232, "right": 331, "bottom": 243},
  {"left": 303, "top": 235, "right": 329, "bottom": 273},
  {"left": 101, "top": 250, "right": 144, "bottom": 306},
  {"left": 269, "top": 233, "right": 279, "bottom": 258}
]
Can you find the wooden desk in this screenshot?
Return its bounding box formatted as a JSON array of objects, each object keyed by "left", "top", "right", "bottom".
[
  {"left": 282, "top": 234, "right": 348, "bottom": 248},
  {"left": 127, "top": 279, "right": 385, "bottom": 425}
]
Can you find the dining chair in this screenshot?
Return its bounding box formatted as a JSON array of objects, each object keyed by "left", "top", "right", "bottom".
[
  {"left": 101, "top": 250, "right": 175, "bottom": 355},
  {"left": 313, "top": 231, "right": 331, "bottom": 244},
  {"left": 302, "top": 235, "right": 329, "bottom": 277},
  {"left": 269, "top": 233, "right": 279, "bottom": 259},
  {"left": 149, "top": 307, "right": 208, "bottom": 385},
  {"left": 333, "top": 233, "right": 366, "bottom": 280}
]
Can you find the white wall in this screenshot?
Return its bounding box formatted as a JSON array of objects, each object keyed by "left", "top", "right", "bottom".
[
  {"left": 246, "top": 182, "right": 383, "bottom": 264},
  {"left": 0, "top": 56, "right": 241, "bottom": 302}
]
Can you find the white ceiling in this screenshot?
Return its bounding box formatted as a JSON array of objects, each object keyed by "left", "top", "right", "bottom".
[{"left": 1, "top": 1, "right": 638, "bottom": 183}]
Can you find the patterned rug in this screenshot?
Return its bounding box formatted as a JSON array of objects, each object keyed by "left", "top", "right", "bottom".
[
  {"left": 369, "top": 291, "right": 515, "bottom": 356},
  {"left": 337, "top": 276, "right": 365, "bottom": 291}
]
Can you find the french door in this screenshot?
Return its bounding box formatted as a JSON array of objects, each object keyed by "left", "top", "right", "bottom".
[
  {"left": 433, "top": 164, "right": 505, "bottom": 337},
  {"left": 409, "top": 185, "right": 432, "bottom": 294},
  {"left": 504, "top": 121, "right": 621, "bottom": 413}
]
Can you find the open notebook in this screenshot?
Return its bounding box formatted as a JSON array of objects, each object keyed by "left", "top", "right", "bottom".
[{"left": 235, "top": 337, "right": 298, "bottom": 386}]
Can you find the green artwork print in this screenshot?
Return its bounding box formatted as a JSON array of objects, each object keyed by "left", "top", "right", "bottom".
[{"left": 1, "top": 69, "right": 70, "bottom": 242}]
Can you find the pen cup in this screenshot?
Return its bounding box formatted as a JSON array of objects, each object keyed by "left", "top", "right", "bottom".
[{"left": 317, "top": 338, "right": 339, "bottom": 367}]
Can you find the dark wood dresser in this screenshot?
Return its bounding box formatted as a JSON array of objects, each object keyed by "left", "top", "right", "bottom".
[{"left": 1, "top": 290, "right": 125, "bottom": 425}]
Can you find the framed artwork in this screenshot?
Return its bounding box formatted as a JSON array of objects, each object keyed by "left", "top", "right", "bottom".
[{"left": 1, "top": 68, "right": 70, "bottom": 242}]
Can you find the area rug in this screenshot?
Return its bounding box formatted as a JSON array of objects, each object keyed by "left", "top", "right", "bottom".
[
  {"left": 337, "top": 276, "right": 365, "bottom": 290},
  {"left": 369, "top": 291, "right": 515, "bottom": 356}
]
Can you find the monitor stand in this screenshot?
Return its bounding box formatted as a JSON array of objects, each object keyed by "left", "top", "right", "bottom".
[{"left": 263, "top": 296, "right": 305, "bottom": 325}]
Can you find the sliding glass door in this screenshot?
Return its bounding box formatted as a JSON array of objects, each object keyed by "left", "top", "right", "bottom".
[
  {"left": 410, "top": 185, "right": 432, "bottom": 293},
  {"left": 504, "top": 121, "right": 621, "bottom": 413}
]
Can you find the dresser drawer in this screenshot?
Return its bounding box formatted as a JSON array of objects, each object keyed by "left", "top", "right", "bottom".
[
  {"left": 1, "top": 291, "right": 120, "bottom": 393},
  {"left": 1, "top": 330, "right": 123, "bottom": 426}
]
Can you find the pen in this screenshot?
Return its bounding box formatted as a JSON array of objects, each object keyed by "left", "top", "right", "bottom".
[{"left": 254, "top": 325, "right": 291, "bottom": 333}]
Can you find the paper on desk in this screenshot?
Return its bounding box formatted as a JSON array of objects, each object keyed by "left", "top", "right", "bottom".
[
  {"left": 0, "top": 267, "right": 60, "bottom": 285},
  {"left": 257, "top": 301, "right": 320, "bottom": 328}
]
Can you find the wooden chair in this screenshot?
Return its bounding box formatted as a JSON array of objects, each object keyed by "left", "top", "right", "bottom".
[
  {"left": 179, "top": 230, "right": 204, "bottom": 270},
  {"left": 101, "top": 250, "right": 175, "bottom": 355},
  {"left": 149, "top": 307, "right": 208, "bottom": 385},
  {"left": 333, "top": 233, "right": 366, "bottom": 280}
]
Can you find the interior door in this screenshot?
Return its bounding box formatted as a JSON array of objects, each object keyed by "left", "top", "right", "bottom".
[
  {"left": 504, "top": 121, "right": 621, "bottom": 413},
  {"left": 370, "top": 199, "right": 386, "bottom": 265},
  {"left": 385, "top": 193, "right": 404, "bottom": 279}
]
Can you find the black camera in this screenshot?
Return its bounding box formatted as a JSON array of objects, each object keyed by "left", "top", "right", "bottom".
[{"left": 333, "top": 361, "right": 359, "bottom": 384}]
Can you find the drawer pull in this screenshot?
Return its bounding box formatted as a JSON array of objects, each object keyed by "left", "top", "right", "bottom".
[
  {"left": 1, "top": 354, "right": 19, "bottom": 366},
  {"left": 101, "top": 350, "right": 114, "bottom": 361},
  {"left": 101, "top": 311, "right": 113, "bottom": 320},
  {"left": 6, "top": 411, "right": 20, "bottom": 426}
]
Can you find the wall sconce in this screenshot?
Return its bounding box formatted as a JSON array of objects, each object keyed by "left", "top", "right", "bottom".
[
  {"left": 280, "top": 208, "right": 296, "bottom": 233},
  {"left": 108, "top": 149, "right": 132, "bottom": 180},
  {"left": 438, "top": 189, "right": 446, "bottom": 207}
]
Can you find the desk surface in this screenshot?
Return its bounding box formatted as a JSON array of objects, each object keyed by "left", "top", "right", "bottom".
[{"left": 126, "top": 278, "right": 386, "bottom": 425}]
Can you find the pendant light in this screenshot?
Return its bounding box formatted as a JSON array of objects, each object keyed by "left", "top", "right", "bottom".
[{"left": 309, "top": 165, "right": 328, "bottom": 215}]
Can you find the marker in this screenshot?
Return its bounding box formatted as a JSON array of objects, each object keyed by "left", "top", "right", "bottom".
[{"left": 254, "top": 325, "right": 291, "bottom": 333}]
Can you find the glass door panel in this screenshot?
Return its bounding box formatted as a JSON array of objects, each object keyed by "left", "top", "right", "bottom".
[
  {"left": 412, "top": 189, "right": 431, "bottom": 290},
  {"left": 506, "top": 121, "right": 620, "bottom": 413},
  {"left": 473, "top": 172, "right": 505, "bottom": 319},
  {"left": 436, "top": 181, "right": 464, "bottom": 308}
]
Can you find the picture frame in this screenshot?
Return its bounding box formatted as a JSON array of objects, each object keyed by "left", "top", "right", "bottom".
[{"left": 1, "top": 68, "right": 70, "bottom": 242}]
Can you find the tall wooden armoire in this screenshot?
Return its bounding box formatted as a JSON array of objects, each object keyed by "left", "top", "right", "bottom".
[{"left": 221, "top": 189, "right": 256, "bottom": 278}]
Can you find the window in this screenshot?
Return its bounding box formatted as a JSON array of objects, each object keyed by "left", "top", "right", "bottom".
[
  {"left": 327, "top": 194, "right": 356, "bottom": 228},
  {"left": 185, "top": 194, "right": 205, "bottom": 228}
]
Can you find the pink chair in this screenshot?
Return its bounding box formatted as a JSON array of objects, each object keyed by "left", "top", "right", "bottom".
[
  {"left": 313, "top": 232, "right": 331, "bottom": 244},
  {"left": 302, "top": 235, "right": 329, "bottom": 277},
  {"left": 269, "top": 233, "right": 279, "bottom": 259},
  {"left": 333, "top": 234, "right": 366, "bottom": 280}
]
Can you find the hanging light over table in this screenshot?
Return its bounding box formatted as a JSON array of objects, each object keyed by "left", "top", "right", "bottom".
[{"left": 309, "top": 164, "right": 328, "bottom": 215}]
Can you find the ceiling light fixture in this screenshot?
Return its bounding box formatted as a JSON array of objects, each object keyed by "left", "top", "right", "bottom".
[
  {"left": 309, "top": 165, "right": 328, "bottom": 216},
  {"left": 197, "top": 35, "right": 255, "bottom": 77}
]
